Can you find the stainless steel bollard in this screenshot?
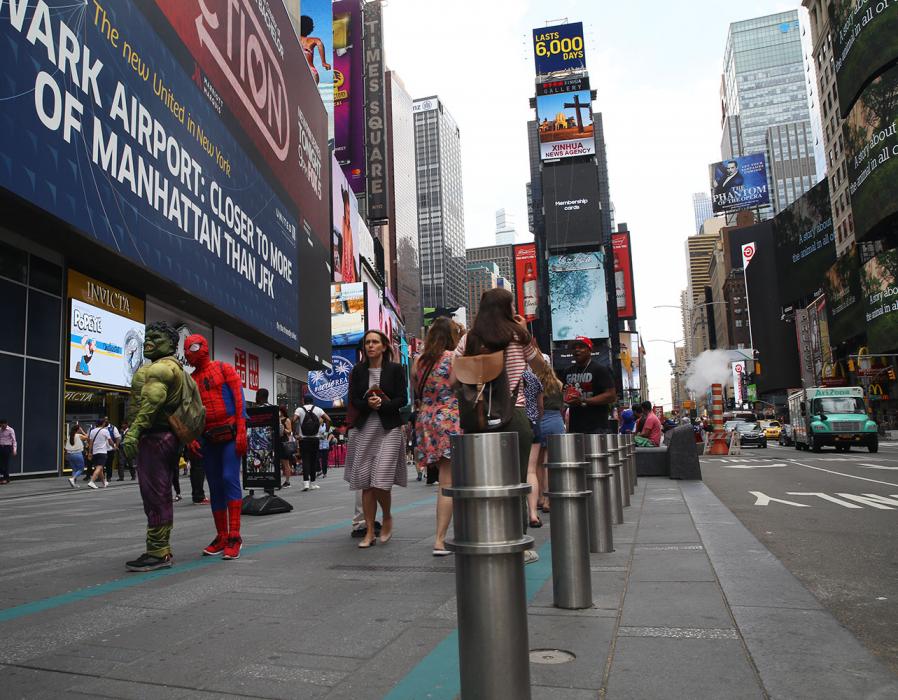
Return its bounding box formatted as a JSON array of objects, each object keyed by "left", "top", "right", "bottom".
[
  {"left": 612, "top": 434, "right": 631, "bottom": 508},
  {"left": 545, "top": 433, "right": 593, "bottom": 609},
  {"left": 605, "top": 434, "right": 625, "bottom": 523},
  {"left": 584, "top": 434, "right": 614, "bottom": 553},
  {"left": 445, "top": 433, "right": 532, "bottom": 700},
  {"left": 628, "top": 434, "right": 637, "bottom": 492}
]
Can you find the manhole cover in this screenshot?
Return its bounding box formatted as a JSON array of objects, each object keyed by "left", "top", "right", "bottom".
[{"left": 529, "top": 649, "right": 576, "bottom": 665}]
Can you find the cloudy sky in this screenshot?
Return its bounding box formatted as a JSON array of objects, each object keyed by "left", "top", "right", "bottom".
[{"left": 383, "top": 0, "right": 807, "bottom": 404}]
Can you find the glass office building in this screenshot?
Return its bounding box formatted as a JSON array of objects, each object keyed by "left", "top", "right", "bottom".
[
  {"left": 413, "top": 97, "right": 467, "bottom": 310},
  {"left": 721, "top": 11, "right": 820, "bottom": 216}
]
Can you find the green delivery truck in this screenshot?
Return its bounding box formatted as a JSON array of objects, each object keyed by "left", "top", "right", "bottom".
[{"left": 788, "top": 386, "right": 879, "bottom": 453}]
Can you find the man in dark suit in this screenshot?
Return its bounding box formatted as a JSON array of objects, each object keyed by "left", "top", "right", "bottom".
[{"left": 714, "top": 160, "right": 744, "bottom": 196}]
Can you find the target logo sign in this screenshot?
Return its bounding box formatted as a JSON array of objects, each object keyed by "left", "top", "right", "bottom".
[{"left": 741, "top": 242, "right": 756, "bottom": 268}]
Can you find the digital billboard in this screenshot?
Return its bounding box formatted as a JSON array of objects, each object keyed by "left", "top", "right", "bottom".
[
  {"left": 67, "top": 311, "right": 139, "bottom": 389},
  {"left": 611, "top": 232, "right": 636, "bottom": 320},
  {"left": 829, "top": 0, "right": 898, "bottom": 118},
  {"left": 331, "top": 283, "right": 365, "bottom": 347},
  {"left": 773, "top": 180, "right": 835, "bottom": 307},
  {"left": 549, "top": 252, "right": 609, "bottom": 341},
  {"left": 536, "top": 77, "right": 594, "bottom": 161},
  {"left": 302, "top": 0, "right": 335, "bottom": 140},
  {"left": 861, "top": 249, "right": 898, "bottom": 353},
  {"left": 709, "top": 154, "right": 770, "bottom": 214},
  {"left": 823, "top": 246, "right": 865, "bottom": 345},
  {"left": 542, "top": 160, "right": 602, "bottom": 250},
  {"left": 620, "top": 331, "right": 641, "bottom": 394},
  {"left": 0, "top": 0, "right": 330, "bottom": 358},
  {"left": 332, "top": 154, "right": 360, "bottom": 283},
  {"left": 513, "top": 243, "right": 539, "bottom": 321},
  {"left": 532, "top": 22, "right": 587, "bottom": 75},
  {"left": 333, "top": 0, "right": 366, "bottom": 193},
  {"left": 307, "top": 348, "right": 357, "bottom": 409},
  {"left": 843, "top": 63, "right": 898, "bottom": 242}
]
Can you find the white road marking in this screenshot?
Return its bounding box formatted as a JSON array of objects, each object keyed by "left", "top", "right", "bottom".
[
  {"left": 786, "top": 460, "right": 898, "bottom": 487},
  {"left": 723, "top": 463, "right": 787, "bottom": 469},
  {"left": 749, "top": 491, "right": 810, "bottom": 507},
  {"left": 836, "top": 493, "right": 898, "bottom": 509},
  {"left": 858, "top": 464, "right": 898, "bottom": 470},
  {"left": 786, "top": 492, "right": 862, "bottom": 508}
]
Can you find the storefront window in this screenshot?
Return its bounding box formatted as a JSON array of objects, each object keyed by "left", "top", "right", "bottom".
[{"left": 276, "top": 372, "right": 304, "bottom": 413}]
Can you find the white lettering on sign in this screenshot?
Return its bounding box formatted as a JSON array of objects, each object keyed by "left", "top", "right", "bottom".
[
  {"left": 72, "top": 308, "right": 103, "bottom": 333},
  {"left": 749, "top": 491, "right": 810, "bottom": 508}
]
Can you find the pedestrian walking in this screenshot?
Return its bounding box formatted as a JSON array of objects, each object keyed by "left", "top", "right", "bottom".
[
  {"left": 117, "top": 421, "right": 136, "bottom": 480},
  {"left": 105, "top": 419, "right": 121, "bottom": 483},
  {"left": 557, "top": 337, "right": 618, "bottom": 434},
  {"left": 87, "top": 419, "right": 112, "bottom": 489},
  {"left": 453, "top": 288, "right": 549, "bottom": 563},
  {"left": 412, "top": 317, "right": 461, "bottom": 556},
  {"left": 0, "top": 419, "right": 16, "bottom": 484},
  {"left": 344, "top": 330, "right": 408, "bottom": 548},
  {"left": 534, "top": 359, "right": 565, "bottom": 514},
  {"left": 318, "top": 423, "right": 334, "bottom": 478},
  {"left": 65, "top": 422, "right": 88, "bottom": 487},
  {"left": 521, "top": 368, "right": 544, "bottom": 528},
  {"left": 278, "top": 405, "right": 296, "bottom": 486},
  {"left": 294, "top": 394, "right": 330, "bottom": 491}
]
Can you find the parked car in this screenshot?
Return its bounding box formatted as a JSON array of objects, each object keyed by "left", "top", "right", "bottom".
[
  {"left": 779, "top": 424, "right": 794, "bottom": 446},
  {"left": 731, "top": 421, "right": 767, "bottom": 448},
  {"left": 762, "top": 420, "right": 782, "bottom": 439}
]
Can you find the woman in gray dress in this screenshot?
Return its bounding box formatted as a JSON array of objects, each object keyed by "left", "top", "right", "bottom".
[{"left": 344, "top": 330, "right": 408, "bottom": 548}]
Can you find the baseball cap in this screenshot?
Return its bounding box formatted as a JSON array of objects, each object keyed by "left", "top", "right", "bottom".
[{"left": 572, "top": 336, "right": 593, "bottom": 349}]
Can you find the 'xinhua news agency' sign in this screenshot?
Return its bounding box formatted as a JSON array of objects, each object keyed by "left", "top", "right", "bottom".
[{"left": 364, "top": 0, "right": 390, "bottom": 223}]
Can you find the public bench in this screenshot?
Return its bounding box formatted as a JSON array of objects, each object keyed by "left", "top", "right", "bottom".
[{"left": 635, "top": 425, "right": 702, "bottom": 480}]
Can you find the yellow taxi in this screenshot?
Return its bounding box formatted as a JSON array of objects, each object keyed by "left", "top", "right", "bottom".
[{"left": 761, "top": 420, "right": 782, "bottom": 439}]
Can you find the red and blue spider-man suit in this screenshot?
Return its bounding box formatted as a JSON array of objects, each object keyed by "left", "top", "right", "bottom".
[{"left": 184, "top": 334, "right": 247, "bottom": 560}]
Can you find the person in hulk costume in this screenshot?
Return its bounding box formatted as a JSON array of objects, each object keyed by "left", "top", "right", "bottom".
[{"left": 123, "top": 321, "right": 188, "bottom": 572}]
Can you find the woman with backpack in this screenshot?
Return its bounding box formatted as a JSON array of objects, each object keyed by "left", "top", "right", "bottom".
[
  {"left": 413, "top": 317, "right": 461, "bottom": 556},
  {"left": 65, "top": 422, "right": 88, "bottom": 488},
  {"left": 453, "top": 289, "right": 549, "bottom": 562},
  {"left": 344, "top": 330, "right": 409, "bottom": 548},
  {"left": 294, "top": 394, "right": 330, "bottom": 491}
]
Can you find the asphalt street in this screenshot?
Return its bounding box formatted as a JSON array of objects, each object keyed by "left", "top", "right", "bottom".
[{"left": 701, "top": 440, "right": 898, "bottom": 674}]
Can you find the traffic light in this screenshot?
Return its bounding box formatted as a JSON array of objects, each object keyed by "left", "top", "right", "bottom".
[{"left": 753, "top": 349, "right": 761, "bottom": 376}]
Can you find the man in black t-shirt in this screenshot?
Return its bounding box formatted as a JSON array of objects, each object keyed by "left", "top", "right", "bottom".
[{"left": 558, "top": 336, "right": 617, "bottom": 434}]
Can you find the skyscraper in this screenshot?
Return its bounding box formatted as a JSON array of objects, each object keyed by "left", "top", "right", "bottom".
[
  {"left": 720, "top": 11, "right": 820, "bottom": 217},
  {"left": 495, "top": 209, "right": 518, "bottom": 245},
  {"left": 385, "top": 70, "right": 422, "bottom": 332},
  {"left": 413, "top": 96, "right": 467, "bottom": 310},
  {"left": 692, "top": 192, "right": 714, "bottom": 233}
]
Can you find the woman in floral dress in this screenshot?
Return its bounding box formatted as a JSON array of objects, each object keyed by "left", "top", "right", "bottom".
[{"left": 412, "top": 317, "right": 461, "bottom": 556}]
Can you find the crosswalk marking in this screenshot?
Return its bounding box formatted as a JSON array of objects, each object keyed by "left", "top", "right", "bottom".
[
  {"left": 786, "top": 492, "right": 862, "bottom": 508},
  {"left": 859, "top": 464, "right": 898, "bottom": 470},
  {"left": 723, "top": 463, "right": 786, "bottom": 469},
  {"left": 836, "top": 493, "right": 898, "bottom": 509}
]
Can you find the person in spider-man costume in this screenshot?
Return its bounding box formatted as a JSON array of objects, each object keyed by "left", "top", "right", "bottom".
[{"left": 184, "top": 334, "right": 247, "bottom": 560}]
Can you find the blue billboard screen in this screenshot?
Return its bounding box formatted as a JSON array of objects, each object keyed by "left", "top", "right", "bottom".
[
  {"left": 533, "top": 22, "right": 587, "bottom": 75},
  {"left": 0, "top": 0, "right": 324, "bottom": 351},
  {"left": 709, "top": 153, "right": 771, "bottom": 214}
]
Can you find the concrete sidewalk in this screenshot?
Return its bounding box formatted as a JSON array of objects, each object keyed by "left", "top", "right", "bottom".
[{"left": 1, "top": 471, "right": 896, "bottom": 698}]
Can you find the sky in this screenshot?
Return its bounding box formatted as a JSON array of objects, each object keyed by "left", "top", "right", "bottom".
[{"left": 382, "top": 0, "right": 805, "bottom": 406}]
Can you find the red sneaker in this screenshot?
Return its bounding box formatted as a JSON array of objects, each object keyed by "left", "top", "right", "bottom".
[
  {"left": 202, "top": 535, "right": 227, "bottom": 556},
  {"left": 222, "top": 535, "right": 242, "bottom": 560}
]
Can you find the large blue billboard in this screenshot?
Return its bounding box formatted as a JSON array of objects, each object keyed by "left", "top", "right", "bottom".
[
  {"left": 0, "top": 1, "right": 328, "bottom": 354},
  {"left": 709, "top": 153, "right": 771, "bottom": 215},
  {"left": 533, "top": 22, "right": 587, "bottom": 75}
]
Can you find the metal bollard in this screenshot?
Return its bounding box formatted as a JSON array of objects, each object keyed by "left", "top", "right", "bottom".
[
  {"left": 545, "top": 434, "right": 593, "bottom": 609},
  {"left": 627, "top": 433, "right": 638, "bottom": 488},
  {"left": 445, "top": 433, "right": 532, "bottom": 700},
  {"left": 612, "top": 434, "right": 631, "bottom": 508},
  {"left": 605, "top": 434, "right": 625, "bottom": 523},
  {"left": 584, "top": 434, "right": 614, "bottom": 553}
]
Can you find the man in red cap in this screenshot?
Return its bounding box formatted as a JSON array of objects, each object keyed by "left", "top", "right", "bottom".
[{"left": 558, "top": 336, "right": 617, "bottom": 434}]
